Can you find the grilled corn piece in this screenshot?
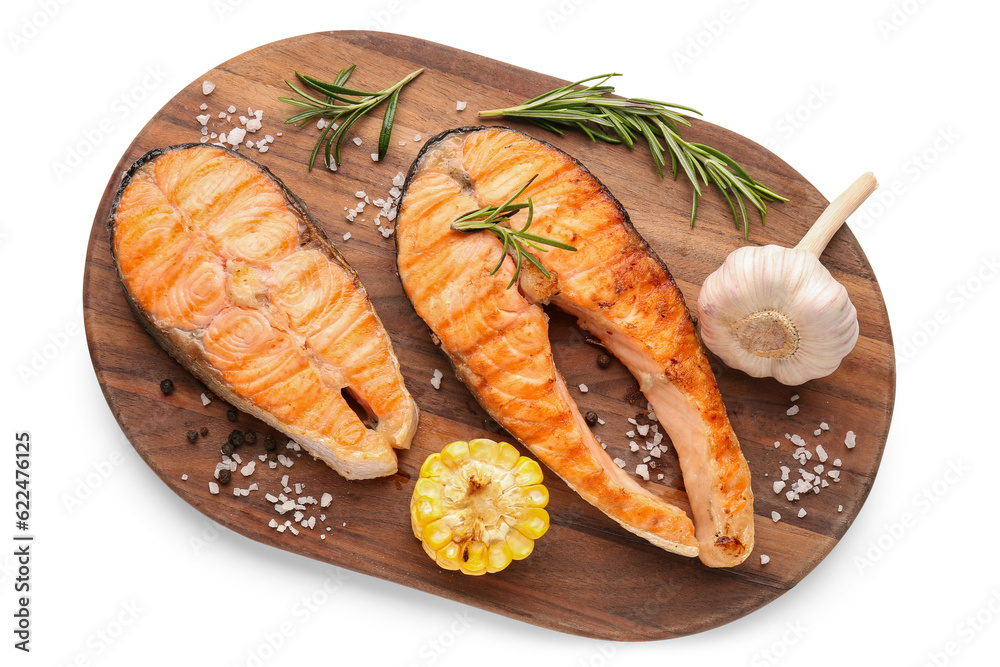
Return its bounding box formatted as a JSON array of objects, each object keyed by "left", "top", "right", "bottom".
[{"left": 410, "top": 438, "right": 550, "bottom": 575}]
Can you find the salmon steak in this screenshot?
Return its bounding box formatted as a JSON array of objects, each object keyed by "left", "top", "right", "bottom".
[
  {"left": 109, "top": 143, "right": 418, "bottom": 480},
  {"left": 396, "top": 127, "right": 754, "bottom": 566}
]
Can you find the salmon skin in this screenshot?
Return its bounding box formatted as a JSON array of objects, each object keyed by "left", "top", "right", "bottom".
[
  {"left": 109, "top": 143, "right": 418, "bottom": 480},
  {"left": 396, "top": 127, "right": 754, "bottom": 566}
]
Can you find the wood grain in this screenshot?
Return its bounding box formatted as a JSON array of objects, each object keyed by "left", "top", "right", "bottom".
[{"left": 82, "top": 31, "right": 895, "bottom": 640}]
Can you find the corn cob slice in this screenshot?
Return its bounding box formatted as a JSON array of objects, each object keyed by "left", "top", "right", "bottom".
[{"left": 410, "top": 438, "right": 550, "bottom": 575}]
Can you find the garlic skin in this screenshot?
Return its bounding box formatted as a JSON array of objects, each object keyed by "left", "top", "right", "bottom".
[{"left": 697, "top": 245, "right": 859, "bottom": 386}]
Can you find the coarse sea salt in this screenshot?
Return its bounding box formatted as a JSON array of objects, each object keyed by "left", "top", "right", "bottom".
[
  {"left": 787, "top": 404, "right": 800, "bottom": 416},
  {"left": 202, "top": 81, "right": 216, "bottom": 95},
  {"left": 760, "top": 554, "right": 771, "bottom": 565},
  {"left": 845, "top": 430, "right": 857, "bottom": 449},
  {"left": 209, "top": 482, "right": 219, "bottom": 495},
  {"left": 456, "top": 100, "right": 467, "bottom": 111},
  {"left": 578, "top": 383, "right": 589, "bottom": 393},
  {"left": 431, "top": 369, "right": 443, "bottom": 389},
  {"left": 771, "top": 511, "right": 781, "bottom": 522}
]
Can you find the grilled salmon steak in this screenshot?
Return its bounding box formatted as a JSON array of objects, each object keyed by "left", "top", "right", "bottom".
[
  {"left": 110, "top": 144, "right": 418, "bottom": 480},
  {"left": 396, "top": 127, "right": 754, "bottom": 566}
]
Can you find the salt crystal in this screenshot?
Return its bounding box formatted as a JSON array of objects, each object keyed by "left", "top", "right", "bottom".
[
  {"left": 200, "top": 136, "right": 210, "bottom": 143},
  {"left": 343, "top": 232, "right": 351, "bottom": 241},
  {"left": 814, "top": 464, "right": 824, "bottom": 474},
  {"left": 276, "top": 524, "right": 287, "bottom": 533},
  {"left": 760, "top": 554, "right": 770, "bottom": 565},
  {"left": 317, "top": 118, "right": 328, "bottom": 129},
  {"left": 227, "top": 105, "right": 237, "bottom": 113},
  {"left": 579, "top": 384, "right": 588, "bottom": 393},
  {"left": 791, "top": 394, "right": 799, "bottom": 401},
  {"left": 258, "top": 146, "right": 269, "bottom": 153},
  {"left": 413, "top": 134, "right": 422, "bottom": 141},
  {"left": 629, "top": 442, "right": 639, "bottom": 452},
  {"left": 239, "top": 115, "right": 248, "bottom": 125},
  {"left": 181, "top": 474, "right": 188, "bottom": 481},
  {"left": 246, "top": 118, "right": 262, "bottom": 132},
  {"left": 774, "top": 441, "right": 781, "bottom": 448},
  {"left": 269, "top": 519, "right": 278, "bottom": 528},
  {"left": 626, "top": 430, "right": 635, "bottom": 438},
  {"left": 196, "top": 113, "right": 211, "bottom": 125},
  {"left": 771, "top": 511, "right": 781, "bottom": 522},
  {"left": 845, "top": 430, "right": 857, "bottom": 449},
  {"left": 787, "top": 404, "right": 800, "bottom": 416},
  {"left": 780, "top": 466, "right": 790, "bottom": 481},
  {"left": 431, "top": 369, "right": 443, "bottom": 389},
  {"left": 456, "top": 100, "right": 467, "bottom": 111},
  {"left": 265, "top": 134, "right": 274, "bottom": 143},
  {"left": 209, "top": 482, "right": 219, "bottom": 495},
  {"left": 798, "top": 508, "right": 807, "bottom": 518},
  {"left": 650, "top": 446, "right": 662, "bottom": 458},
  {"left": 380, "top": 227, "right": 393, "bottom": 238},
  {"left": 371, "top": 153, "right": 380, "bottom": 162},
  {"left": 828, "top": 470, "right": 841, "bottom": 481},
  {"left": 820, "top": 422, "right": 830, "bottom": 431},
  {"left": 265, "top": 494, "right": 278, "bottom": 503},
  {"left": 227, "top": 127, "right": 247, "bottom": 146},
  {"left": 398, "top": 140, "right": 406, "bottom": 146},
  {"left": 202, "top": 81, "right": 216, "bottom": 95},
  {"left": 773, "top": 480, "right": 786, "bottom": 494},
  {"left": 785, "top": 490, "right": 800, "bottom": 502},
  {"left": 597, "top": 417, "right": 605, "bottom": 425},
  {"left": 200, "top": 103, "right": 208, "bottom": 110},
  {"left": 637, "top": 424, "right": 649, "bottom": 437},
  {"left": 833, "top": 458, "right": 842, "bottom": 467},
  {"left": 657, "top": 474, "right": 664, "bottom": 480},
  {"left": 814, "top": 429, "right": 822, "bottom": 436},
  {"left": 635, "top": 464, "right": 649, "bottom": 481},
  {"left": 321, "top": 493, "right": 333, "bottom": 508},
  {"left": 613, "top": 458, "right": 626, "bottom": 469},
  {"left": 201, "top": 393, "right": 211, "bottom": 406},
  {"left": 838, "top": 504, "right": 843, "bottom": 512},
  {"left": 352, "top": 137, "right": 363, "bottom": 146},
  {"left": 392, "top": 172, "right": 406, "bottom": 187},
  {"left": 240, "top": 460, "right": 256, "bottom": 476}
]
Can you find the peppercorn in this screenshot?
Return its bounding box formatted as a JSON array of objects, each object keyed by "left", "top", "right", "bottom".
[
  {"left": 221, "top": 442, "right": 234, "bottom": 456},
  {"left": 264, "top": 435, "right": 277, "bottom": 451},
  {"left": 200, "top": 427, "right": 209, "bottom": 437},
  {"left": 186, "top": 430, "right": 198, "bottom": 444},
  {"left": 218, "top": 468, "right": 231, "bottom": 484},
  {"left": 585, "top": 411, "right": 599, "bottom": 426},
  {"left": 228, "top": 430, "right": 245, "bottom": 447},
  {"left": 227, "top": 409, "right": 238, "bottom": 422},
  {"left": 597, "top": 353, "right": 612, "bottom": 369},
  {"left": 160, "top": 379, "right": 174, "bottom": 395},
  {"left": 244, "top": 431, "right": 257, "bottom": 446}
]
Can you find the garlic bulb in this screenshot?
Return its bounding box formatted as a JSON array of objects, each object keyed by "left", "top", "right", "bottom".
[{"left": 696, "top": 173, "right": 877, "bottom": 386}]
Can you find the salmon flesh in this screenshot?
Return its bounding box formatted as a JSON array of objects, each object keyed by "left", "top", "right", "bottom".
[
  {"left": 396, "top": 127, "right": 754, "bottom": 566},
  {"left": 109, "top": 144, "right": 418, "bottom": 480}
]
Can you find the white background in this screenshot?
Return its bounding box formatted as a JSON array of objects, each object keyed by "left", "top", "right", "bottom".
[{"left": 3, "top": 0, "right": 999, "bottom": 665}]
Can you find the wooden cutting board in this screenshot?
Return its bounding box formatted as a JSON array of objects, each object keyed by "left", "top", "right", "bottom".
[{"left": 83, "top": 31, "right": 895, "bottom": 640}]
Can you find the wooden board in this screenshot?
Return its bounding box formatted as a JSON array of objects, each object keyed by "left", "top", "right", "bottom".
[{"left": 82, "top": 31, "right": 895, "bottom": 641}]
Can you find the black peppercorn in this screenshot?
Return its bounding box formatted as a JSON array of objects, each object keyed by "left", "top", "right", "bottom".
[
  {"left": 160, "top": 379, "right": 174, "bottom": 395},
  {"left": 186, "top": 430, "right": 198, "bottom": 444},
  {"left": 227, "top": 409, "right": 238, "bottom": 422},
  {"left": 221, "top": 442, "right": 234, "bottom": 456},
  {"left": 585, "top": 411, "right": 599, "bottom": 426},
  {"left": 200, "top": 427, "right": 209, "bottom": 437},
  {"left": 597, "top": 353, "right": 612, "bottom": 369},
  {"left": 264, "top": 435, "right": 277, "bottom": 451},
  {"left": 228, "top": 430, "right": 244, "bottom": 447},
  {"left": 218, "top": 468, "right": 231, "bottom": 484},
  {"left": 244, "top": 431, "right": 257, "bottom": 446}
]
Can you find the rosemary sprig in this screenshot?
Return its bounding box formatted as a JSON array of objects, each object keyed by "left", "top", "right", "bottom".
[
  {"left": 279, "top": 65, "right": 423, "bottom": 171},
  {"left": 479, "top": 74, "right": 787, "bottom": 238},
  {"left": 451, "top": 175, "right": 577, "bottom": 289}
]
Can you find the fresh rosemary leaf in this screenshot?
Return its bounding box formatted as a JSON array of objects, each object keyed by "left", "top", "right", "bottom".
[
  {"left": 479, "top": 73, "right": 788, "bottom": 238},
  {"left": 279, "top": 66, "right": 423, "bottom": 171},
  {"left": 452, "top": 176, "right": 577, "bottom": 289}
]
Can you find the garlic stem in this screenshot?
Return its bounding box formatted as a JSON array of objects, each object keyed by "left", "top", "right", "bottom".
[{"left": 794, "top": 172, "right": 878, "bottom": 258}]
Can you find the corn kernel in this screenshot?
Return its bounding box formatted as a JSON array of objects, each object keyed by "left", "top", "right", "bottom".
[
  {"left": 422, "top": 519, "right": 453, "bottom": 550},
  {"left": 513, "top": 458, "right": 543, "bottom": 486},
  {"left": 506, "top": 529, "right": 535, "bottom": 560},
  {"left": 486, "top": 542, "right": 513, "bottom": 573},
  {"left": 440, "top": 440, "right": 471, "bottom": 468},
  {"left": 516, "top": 507, "right": 550, "bottom": 540},
  {"left": 460, "top": 540, "right": 488, "bottom": 575},
  {"left": 496, "top": 442, "right": 521, "bottom": 469},
  {"left": 469, "top": 438, "right": 500, "bottom": 463}
]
